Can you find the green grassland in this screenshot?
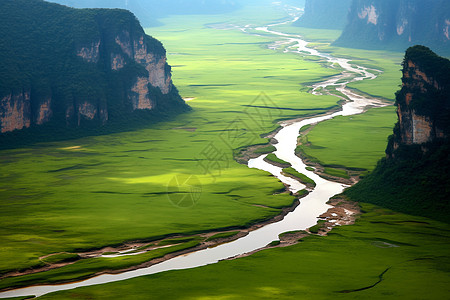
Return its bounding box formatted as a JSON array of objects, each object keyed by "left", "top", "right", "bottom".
[
  {"left": 0, "top": 2, "right": 415, "bottom": 292},
  {"left": 300, "top": 106, "right": 397, "bottom": 171},
  {"left": 0, "top": 239, "right": 201, "bottom": 291},
  {"left": 323, "top": 167, "right": 351, "bottom": 179},
  {"left": 0, "top": 5, "right": 341, "bottom": 283},
  {"left": 38, "top": 203, "right": 450, "bottom": 299},
  {"left": 261, "top": 23, "right": 402, "bottom": 172}
]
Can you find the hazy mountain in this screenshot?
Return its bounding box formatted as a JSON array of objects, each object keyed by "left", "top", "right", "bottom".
[
  {"left": 0, "top": 0, "right": 189, "bottom": 142},
  {"left": 295, "top": 0, "right": 351, "bottom": 30},
  {"left": 345, "top": 46, "right": 450, "bottom": 222},
  {"left": 334, "top": 0, "right": 450, "bottom": 56},
  {"left": 46, "top": 0, "right": 241, "bottom": 27}
]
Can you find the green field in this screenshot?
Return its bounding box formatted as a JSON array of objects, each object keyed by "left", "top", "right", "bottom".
[
  {"left": 0, "top": 2, "right": 425, "bottom": 294},
  {"left": 300, "top": 106, "right": 397, "bottom": 171},
  {"left": 38, "top": 203, "right": 450, "bottom": 299},
  {"left": 0, "top": 4, "right": 341, "bottom": 284}
]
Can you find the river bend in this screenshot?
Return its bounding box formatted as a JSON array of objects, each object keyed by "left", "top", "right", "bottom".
[{"left": 0, "top": 5, "right": 387, "bottom": 298}]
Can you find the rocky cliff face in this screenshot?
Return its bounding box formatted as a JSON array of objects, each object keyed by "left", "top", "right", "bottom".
[
  {"left": 344, "top": 46, "right": 450, "bottom": 222},
  {"left": 388, "top": 45, "right": 450, "bottom": 156},
  {"left": 0, "top": 92, "right": 31, "bottom": 133},
  {"left": 0, "top": 0, "right": 188, "bottom": 135},
  {"left": 295, "top": 0, "right": 352, "bottom": 30},
  {"left": 334, "top": 0, "right": 450, "bottom": 56}
]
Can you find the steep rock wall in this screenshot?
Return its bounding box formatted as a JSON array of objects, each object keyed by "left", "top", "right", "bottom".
[
  {"left": 334, "top": 0, "right": 450, "bottom": 56},
  {"left": 0, "top": 91, "right": 31, "bottom": 133},
  {"left": 388, "top": 46, "right": 450, "bottom": 155},
  {"left": 0, "top": 0, "right": 188, "bottom": 134},
  {"left": 345, "top": 46, "right": 450, "bottom": 222}
]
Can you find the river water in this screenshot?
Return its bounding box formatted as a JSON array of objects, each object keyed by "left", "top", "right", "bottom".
[{"left": 0, "top": 5, "right": 387, "bottom": 299}]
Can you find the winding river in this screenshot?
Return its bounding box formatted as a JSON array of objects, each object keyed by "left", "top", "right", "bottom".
[{"left": 0, "top": 5, "right": 387, "bottom": 299}]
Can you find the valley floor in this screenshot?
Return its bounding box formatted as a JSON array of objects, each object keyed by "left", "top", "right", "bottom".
[{"left": 1, "top": 2, "right": 448, "bottom": 299}]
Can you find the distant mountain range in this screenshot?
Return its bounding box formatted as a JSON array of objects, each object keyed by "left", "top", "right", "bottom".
[
  {"left": 46, "top": 0, "right": 241, "bottom": 27},
  {"left": 296, "top": 0, "right": 450, "bottom": 56},
  {"left": 0, "top": 0, "right": 189, "bottom": 143},
  {"left": 294, "top": 0, "right": 352, "bottom": 30}
]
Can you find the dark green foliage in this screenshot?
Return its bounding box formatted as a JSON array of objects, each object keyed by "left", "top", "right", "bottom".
[
  {"left": 390, "top": 46, "right": 450, "bottom": 153},
  {"left": 403, "top": 46, "right": 450, "bottom": 86},
  {"left": 268, "top": 240, "right": 280, "bottom": 246},
  {"left": 345, "top": 141, "right": 450, "bottom": 223},
  {"left": 345, "top": 46, "right": 450, "bottom": 223},
  {"left": 398, "top": 47, "right": 450, "bottom": 129},
  {"left": 0, "top": 0, "right": 189, "bottom": 148}
]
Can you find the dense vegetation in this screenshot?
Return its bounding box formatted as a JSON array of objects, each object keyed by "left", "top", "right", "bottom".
[
  {"left": 345, "top": 46, "right": 450, "bottom": 222},
  {"left": 346, "top": 143, "right": 450, "bottom": 222},
  {"left": 0, "top": 0, "right": 189, "bottom": 147},
  {"left": 395, "top": 46, "right": 450, "bottom": 126}
]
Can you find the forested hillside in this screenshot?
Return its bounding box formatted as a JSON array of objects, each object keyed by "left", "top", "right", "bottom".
[{"left": 0, "top": 0, "right": 189, "bottom": 146}]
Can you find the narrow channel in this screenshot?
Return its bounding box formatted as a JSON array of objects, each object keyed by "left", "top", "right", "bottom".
[{"left": 0, "top": 5, "right": 387, "bottom": 299}]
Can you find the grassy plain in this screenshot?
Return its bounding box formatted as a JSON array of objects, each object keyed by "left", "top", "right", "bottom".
[
  {"left": 0, "top": 240, "right": 201, "bottom": 290},
  {"left": 38, "top": 203, "right": 450, "bottom": 299},
  {"left": 0, "top": 4, "right": 341, "bottom": 285},
  {"left": 300, "top": 106, "right": 397, "bottom": 171},
  {"left": 0, "top": 1, "right": 421, "bottom": 294},
  {"left": 275, "top": 25, "right": 402, "bottom": 172}
]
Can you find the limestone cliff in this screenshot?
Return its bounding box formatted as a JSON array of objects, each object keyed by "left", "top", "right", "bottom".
[
  {"left": 295, "top": 0, "right": 352, "bottom": 30},
  {"left": 334, "top": 0, "right": 450, "bottom": 56},
  {"left": 0, "top": 0, "right": 189, "bottom": 135},
  {"left": 388, "top": 45, "right": 450, "bottom": 155},
  {"left": 345, "top": 46, "right": 450, "bottom": 222}
]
